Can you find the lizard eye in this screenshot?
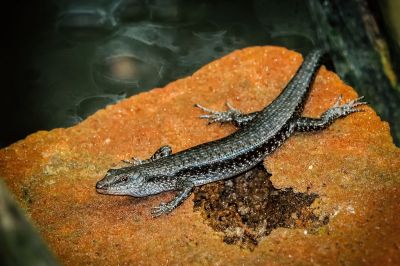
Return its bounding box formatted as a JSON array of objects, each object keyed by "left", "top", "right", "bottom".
[{"left": 119, "top": 176, "right": 128, "bottom": 182}]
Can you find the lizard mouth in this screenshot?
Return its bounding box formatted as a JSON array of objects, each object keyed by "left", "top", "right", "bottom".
[
  {"left": 96, "top": 186, "right": 126, "bottom": 196},
  {"left": 96, "top": 187, "right": 109, "bottom": 194}
]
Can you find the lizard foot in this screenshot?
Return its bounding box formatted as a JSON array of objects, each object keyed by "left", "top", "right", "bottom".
[
  {"left": 151, "top": 202, "right": 173, "bottom": 217},
  {"left": 329, "top": 95, "right": 367, "bottom": 117},
  {"left": 194, "top": 102, "right": 241, "bottom": 124},
  {"left": 122, "top": 157, "right": 147, "bottom": 166}
]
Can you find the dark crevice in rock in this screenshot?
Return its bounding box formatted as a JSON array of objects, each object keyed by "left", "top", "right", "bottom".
[{"left": 193, "top": 166, "right": 329, "bottom": 250}]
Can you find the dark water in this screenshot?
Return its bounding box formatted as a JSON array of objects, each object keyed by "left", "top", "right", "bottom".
[{"left": 1, "top": 0, "right": 399, "bottom": 147}]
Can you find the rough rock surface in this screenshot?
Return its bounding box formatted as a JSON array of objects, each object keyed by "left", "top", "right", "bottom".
[{"left": 0, "top": 46, "right": 399, "bottom": 265}]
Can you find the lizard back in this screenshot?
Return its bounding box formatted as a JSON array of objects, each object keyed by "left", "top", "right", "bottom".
[{"left": 145, "top": 50, "right": 325, "bottom": 178}]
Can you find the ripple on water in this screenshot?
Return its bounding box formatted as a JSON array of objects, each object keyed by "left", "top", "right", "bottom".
[{"left": 56, "top": 8, "right": 118, "bottom": 42}]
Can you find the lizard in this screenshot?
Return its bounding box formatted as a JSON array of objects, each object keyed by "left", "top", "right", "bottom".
[{"left": 95, "top": 49, "right": 367, "bottom": 217}]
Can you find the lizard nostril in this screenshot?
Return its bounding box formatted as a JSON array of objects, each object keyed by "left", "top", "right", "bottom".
[{"left": 96, "top": 180, "right": 106, "bottom": 189}]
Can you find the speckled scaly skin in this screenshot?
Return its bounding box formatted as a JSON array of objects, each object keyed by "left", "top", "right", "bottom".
[{"left": 96, "top": 49, "right": 367, "bottom": 217}]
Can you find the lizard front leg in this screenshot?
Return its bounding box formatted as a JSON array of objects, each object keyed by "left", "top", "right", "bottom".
[
  {"left": 149, "top": 145, "right": 172, "bottom": 160},
  {"left": 123, "top": 145, "right": 172, "bottom": 165},
  {"left": 295, "top": 95, "right": 367, "bottom": 132},
  {"left": 195, "top": 102, "right": 258, "bottom": 128},
  {"left": 151, "top": 179, "right": 195, "bottom": 217}
]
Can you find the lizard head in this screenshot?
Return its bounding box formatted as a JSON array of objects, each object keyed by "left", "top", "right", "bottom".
[{"left": 96, "top": 167, "right": 146, "bottom": 197}]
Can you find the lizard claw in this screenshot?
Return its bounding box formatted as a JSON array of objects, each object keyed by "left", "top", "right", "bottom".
[
  {"left": 194, "top": 103, "right": 218, "bottom": 114},
  {"left": 346, "top": 96, "right": 367, "bottom": 107},
  {"left": 332, "top": 94, "right": 343, "bottom": 108},
  {"left": 226, "top": 102, "right": 239, "bottom": 112}
]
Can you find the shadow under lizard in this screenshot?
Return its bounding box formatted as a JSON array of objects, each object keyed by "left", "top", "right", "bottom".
[{"left": 96, "top": 49, "right": 367, "bottom": 217}]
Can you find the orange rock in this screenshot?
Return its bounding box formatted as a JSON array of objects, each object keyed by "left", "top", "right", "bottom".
[{"left": 0, "top": 46, "right": 399, "bottom": 265}]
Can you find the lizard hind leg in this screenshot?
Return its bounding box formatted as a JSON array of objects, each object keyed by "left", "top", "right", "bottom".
[
  {"left": 295, "top": 95, "right": 367, "bottom": 132},
  {"left": 194, "top": 102, "right": 258, "bottom": 128}
]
